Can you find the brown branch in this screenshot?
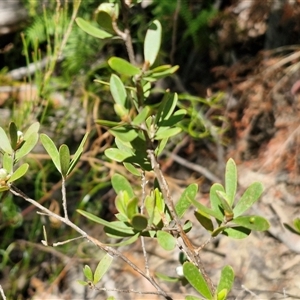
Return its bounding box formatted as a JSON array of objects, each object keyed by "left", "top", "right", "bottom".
[{"left": 147, "top": 149, "right": 215, "bottom": 293}]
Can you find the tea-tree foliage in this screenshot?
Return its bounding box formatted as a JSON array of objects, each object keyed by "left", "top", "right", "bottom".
[{"left": 0, "top": 1, "right": 270, "bottom": 299}]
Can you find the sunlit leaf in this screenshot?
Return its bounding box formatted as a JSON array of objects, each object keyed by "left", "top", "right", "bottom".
[
  {"left": 15, "top": 132, "right": 39, "bottom": 162},
  {"left": 68, "top": 132, "right": 89, "bottom": 175},
  {"left": 7, "top": 163, "right": 29, "bottom": 183},
  {"left": 105, "top": 148, "right": 132, "bottom": 162},
  {"left": 126, "top": 197, "right": 139, "bottom": 219},
  {"left": 83, "top": 265, "right": 93, "bottom": 281},
  {"left": 144, "top": 20, "right": 162, "bottom": 66},
  {"left": 157, "top": 230, "right": 176, "bottom": 251},
  {"left": 111, "top": 173, "right": 135, "bottom": 199},
  {"left": 0, "top": 127, "right": 13, "bottom": 154},
  {"left": 225, "top": 158, "right": 237, "bottom": 206},
  {"left": 77, "top": 209, "right": 135, "bottom": 236},
  {"left": 132, "top": 106, "right": 151, "bottom": 126},
  {"left": 183, "top": 262, "right": 213, "bottom": 299},
  {"left": 77, "top": 280, "right": 88, "bottom": 286},
  {"left": 216, "top": 265, "right": 234, "bottom": 296},
  {"left": 155, "top": 127, "right": 182, "bottom": 140},
  {"left": 108, "top": 57, "right": 140, "bottom": 76},
  {"left": 123, "top": 162, "right": 141, "bottom": 176},
  {"left": 76, "top": 17, "right": 113, "bottom": 39},
  {"left": 59, "top": 144, "right": 70, "bottom": 177},
  {"left": 175, "top": 183, "right": 198, "bottom": 218},
  {"left": 222, "top": 226, "right": 251, "bottom": 239},
  {"left": 232, "top": 215, "right": 270, "bottom": 231},
  {"left": 3, "top": 153, "right": 13, "bottom": 174},
  {"left": 104, "top": 233, "right": 140, "bottom": 246},
  {"left": 110, "top": 74, "right": 127, "bottom": 107},
  {"left": 23, "top": 122, "right": 40, "bottom": 139},
  {"left": 233, "top": 182, "right": 264, "bottom": 217},
  {"left": 93, "top": 253, "right": 113, "bottom": 284},
  {"left": 40, "top": 134, "right": 60, "bottom": 172},
  {"left": 209, "top": 183, "right": 225, "bottom": 221},
  {"left": 155, "top": 272, "right": 180, "bottom": 283}
]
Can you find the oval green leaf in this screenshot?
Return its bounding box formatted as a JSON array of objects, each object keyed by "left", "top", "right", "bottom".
[
  {"left": 108, "top": 57, "right": 140, "bottom": 76},
  {"left": 3, "top": 152, "right": 13, "bottom": 174},
  {"left": 15, "top": 132, "right": 39, "bottom": 162},
  {"left": 111, "top": 173, "right": 135, "bottom": 199},
  {"left": 157, "top": 230, "right": 176, "bottom": 251},
  {"left": 40, "top": 134, "right": 60, "bottom": 172},
  {"left": 83, "top": 265, "right": 93, "bottom": 281},
  {"left": 110, "top": 74, "right": 127, "bottom": 107},
  {"left": 233, "top": 182, "right": 264, "bottom": 217},
  {"left": 76, "top": 17, "right": 113, "bottom": 39},
  {"left": 216, "top": 265, "right": 234, "bottom": 295},
  {"left": 105, "top": 148, "right": 132, "bottom": 162},
  {"left": 23, "top": 122, "right": 40, "bottom": 139},
  {"left": 131, "top": 214, "right": 148, "bottom": 231},
  {"left": 183, "top": 262, "right": 213, "bottom": 299},
  {"left": 59, "top": 144, "right": 70, "bottom": 177},
  {"left": 7, "top": 163, "right": 29, "bottom": 183},
  {"left": 68, "top": 132, "right": 88, "bottom": 175},
  {"left": 93, "top": 253, "right": 113, "bottom": 284},
  {"left": 144, "top": 20, "right": 162, "bottom": 66},
  {"left": 0, "top": 127, "right": 13, "bottom": 154},
  {"left": 232, "top": 215, "right": 270, "bottom": 231},
  {"left": 175, "top": 183, "right": 198, "bottom": 218},
  {"left": 225, "top": 158, "right": 237, "bottom": 206}
]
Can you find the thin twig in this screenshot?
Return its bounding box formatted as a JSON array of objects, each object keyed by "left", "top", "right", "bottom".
[
  {"left": 141, "top": 171, "right": 150, "bottom": 276},
  {"left": 165, "top": 150, "right": 221, "bottom": 183},
  {"left": 0, "top": 285, "right": 6, "bottom": 300},
  {"left": 170, "top": 0, "right": 181, "bottom": 65},
  {"left": 61, "top": 176, "right": 69, "bottom": 219}
]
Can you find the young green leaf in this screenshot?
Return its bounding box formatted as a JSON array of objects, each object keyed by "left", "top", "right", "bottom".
[
  {"left": 40, "top": 134, "right": 60, "bottom": 172},
  {"left": 7, "top": 163, "right": 29, "bottom": 183},
  {"left": 123, "top": 162, "right": 141, "bottom": 176},
  {"left": 59, "top": 144, "right": 70, "bottom": 178},
  {"left": 222, "top": 226, "right": 251, "bottom": 239},
  {"left": 209, "top": 183, "right": 225, "bottom": 221},
  {"left": 225, "top": 158, "right": 237, "bottom": 206},
  {"left": 108, "top": 57, "right": 140, "bottom": 76},
  {"left": 68, "top": 132, "right": 88, "bottom": 175},
  {"left": 233, "top": 182, "right": 264, "bottom": 217},
  {"left": 3, "top": 153, "right": 13, "bottom": 174},
  {"left": 132, "top": 106, "right": 151, "bottom": 126},
  {"left": 93, "top": 253, "right": 113, "bottom": 284},
  {"left": 111, "top": 173, "right": 135, "bottom": 199},
  {"left": 23, "top": 122, "right": 40, "bottom": 140},
  {"left": 232, "top": 215, "right": 270, "bottom": 231},
  {"left": 77, "top": 209, "right": 135, "bottom": 236},
  {"left": 216, "top": 265, "right": 234, "bottom": 296},
  {"left": 126, "top": 197, "right": 139, "bottom": 219},
  {"left": 110, "top": 74, "right": 127, "bottom": 107},
  {"left": 0, "top": 127, "right": 13, "bottom": 154},
  {"left": 76, "top": 17, "right": 113, "bottom": 39},
  {"left": 15, "top": 132, "right": 39, "bottom": 162},
  {"left": 77, "top": 280, "right": 89, "bottom": 286},
  {"left": 157, "top": 230, "right": 176, "bottom": 251},
  {"left": 104, "top": 233, "right": 140, "bottom": 247},
  {"left": 83, "top": 265, "right": 93, "bottom": 281},
  {"left": 144, "top": 20, "right": 162, "bottom": 66},
  {"left": 9, "top": 122, "right": 18, "bottom": 150},
  {"left": 155, "top": 127, "right": 182, "bottom": 140},
  {"left": 175, "top": 183, "right": 198, "bottom": 218},
  {"left": 105, "top": 148, "right": 132, "bottom": 162},
  {"left": 115, "top": 191, "right": 129, "bottom": 217},
  {"left": 183, "top": 262, "right": 213, "bottom": 299}
]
